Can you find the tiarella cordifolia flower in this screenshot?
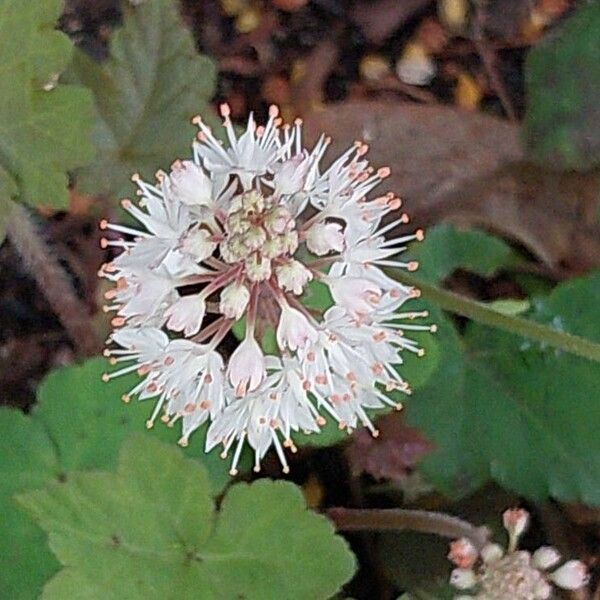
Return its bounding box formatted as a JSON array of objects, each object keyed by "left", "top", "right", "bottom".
[
  {"left": 101, "top": 104, "right": 434, "bottom": 474},
  {"left": 448, "top": 508, "right": 589, "bottom": 599}
]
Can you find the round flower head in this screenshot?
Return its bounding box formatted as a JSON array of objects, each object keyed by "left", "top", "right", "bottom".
[
  {"left": 448, "top": 508, "right": 589, "bottom": 599},
  {"left": 101, "top": 105, "right": 434, "bottom": 474}
]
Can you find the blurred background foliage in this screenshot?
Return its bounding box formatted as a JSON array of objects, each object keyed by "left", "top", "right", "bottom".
[{"left": 1, "top": 0, "right": 599, "bottom": 598}]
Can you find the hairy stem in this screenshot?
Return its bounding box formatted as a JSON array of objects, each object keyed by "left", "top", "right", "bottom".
[
  {"left": 326, "top": 507, "right": 490, "bottom": 550},
  {"left": 388, "top": 269, "right": 600, "bottom": 364},
  {"left": 6, "top": 203, "right": 99, "bottom": 357}
]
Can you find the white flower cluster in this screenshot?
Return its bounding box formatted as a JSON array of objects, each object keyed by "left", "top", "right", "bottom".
[
  {"left": 101, "top": 105, "right": 433, "bottom": 474},
  {"left": 448, "top": 509, "right": 589, "bottom": 599}
]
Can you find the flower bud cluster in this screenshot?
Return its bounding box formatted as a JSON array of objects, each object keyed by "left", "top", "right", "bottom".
[{"left": 448, "top": 508, "right": 588, "bottom": 599}]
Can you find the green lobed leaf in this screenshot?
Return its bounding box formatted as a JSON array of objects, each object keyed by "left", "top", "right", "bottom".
[
  {"left": 18, "top": 435, "right": 357, "bottom": 600},
  {"left": 72, "top": 0, "right": 218, "bottom": 200},
  {"left": 403, "top": 225, "right": 525, "bottom": 497},
  {"left": 523, "top": 1, "right": 600, "bottom": 169},
  {"left": 0, "top": 357, "right": 234, "bottom": 599},
  {"left": 406, "top": 227, "right": 600, "bottom": 503},
  {"left": 36, "top": 357, "right": 237, "bottom": 490},
  {"left": 0, "top": 411, "right": 61, "bottom": 600},
  {"left": 0, "top": 0, "right": 95, "bottom": 209},
  {"left": 411, "top": 224, "right": 519, "bottom": 284},
  {"left": 403, "top": 303, "right": 489, "bottom": 497},
  {"left": 460, "top": 272, "right": 600, "bottom": 503}
]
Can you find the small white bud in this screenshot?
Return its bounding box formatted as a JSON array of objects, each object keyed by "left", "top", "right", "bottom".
[
  {"left": 219, "top": 282, "right": 250, "bottom": 321},
  {"left": 449, "top": 568, "right": 476, "bottom": 590},
  {"left": 550, "top": 560, "right": 589, "bottom": 590},
  {"left": 532, "top": 546, "right": 561, "bottom": 570},
  {"left": 533, "top": 579, "right": 552, "bottom": 599},
  {"left": 245, "top": 254, "right": 271, "bottom": 282},
  {"left": 242, "top": 226, "right": 267, "bottom": 252},
  {"left": 480, "top": 543, "right": 504, "bottom": 564},
  {"left": 264, "top": 206, "right": 294, "bottom": 235},
  {"left": 280, "top": 230, "right": 299, "bottom": 255}
]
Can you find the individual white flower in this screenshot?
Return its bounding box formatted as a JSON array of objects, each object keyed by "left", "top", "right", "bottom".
[
  {"left": 102, "top": 268, "right": 177, "bottom": 327},
  {"left": 328, "top": 276, "right": 383, "bottom": 317},
  {"left": 180, "top": 227, "right": 217, "bottom": 261},
  {"left": 276, "top": 303, "right": 318, "bottom": 352},
  {"left": 227, "top": 334, "right": 266, "bottom": 396},
  {"left": 169, "top": 160, "right": 213, "bottom": 208},
  {"left": 164, "top": 295, "right": 206, "bottom": 336},
  {"left": 448, "top": 509, "right": 589, "bottom": 600},
  {"left": 275, "top": 259, "right": 313, "bottom": 295},
  {"left": 305, "top": 221, "right": 344, "bottom": 256},
  {"left": 193, "top": 104, "right": 293, "bottom": 193},
  {"left": 271, "top": 153, "right": 311, "bottom": 196},
  {"left": 334, "top": 220, "right": 422, "bottom": 274},
  {"left": 219, "top": 281, "right": 250, "bottom": 320},
  {"left": 102, "top": 104, "right": 431, "bottom": 474}
]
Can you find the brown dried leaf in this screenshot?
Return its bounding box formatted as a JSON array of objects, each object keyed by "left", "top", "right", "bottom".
[
  {"left": 350, "top": 0, "right": 432, "bottom": 44},
  {"left": 347, "top": 413, "right": 434, "bottom": 483},
  {"left": 303, "top": 101, "right": 600, "bottom": 273}
]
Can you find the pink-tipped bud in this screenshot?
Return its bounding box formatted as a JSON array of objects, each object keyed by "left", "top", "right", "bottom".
[
  {"left": 448, "top": 538, "right": 478, "bottom": 569},
  {"left": 502, "top": 508, "right": 529, "bottom": 539}
]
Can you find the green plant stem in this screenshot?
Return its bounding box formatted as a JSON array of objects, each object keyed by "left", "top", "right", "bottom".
[
  {"left": 389, "top": 270, "right": 600, "bottom": 364},
  {"left": 326, "top": 507, "right": 490, "bottom": 550}
]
